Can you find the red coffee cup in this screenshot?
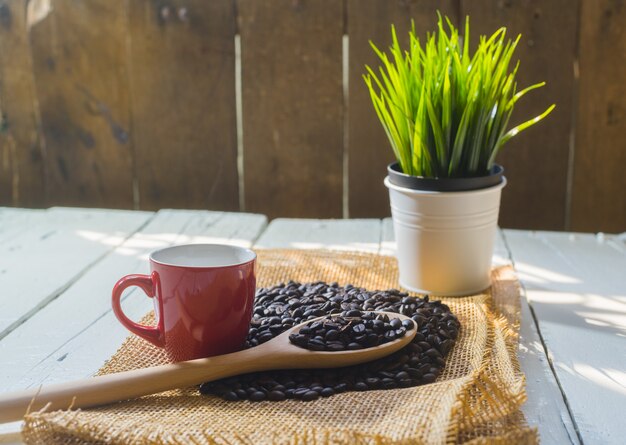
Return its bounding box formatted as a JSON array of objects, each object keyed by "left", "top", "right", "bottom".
[{"left": 112, "top": 244, "right": 256, "bottom": 362}]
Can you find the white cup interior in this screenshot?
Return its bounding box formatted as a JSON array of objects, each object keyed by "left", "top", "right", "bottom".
[{"left": 150, "top": 244, "right": 256, "bottom": 268}]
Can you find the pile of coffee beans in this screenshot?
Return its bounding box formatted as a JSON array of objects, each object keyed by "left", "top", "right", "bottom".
[
  {"left": 289, "top": 312, "right": 415, "bottom": 351},
  {"left": 199, "top": 281, "right": 460, "bottom": 402}
]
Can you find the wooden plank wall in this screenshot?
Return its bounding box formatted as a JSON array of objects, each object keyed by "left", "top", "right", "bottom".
[
  {"left": 128, "top": 0, "right": 239, "bottom": 211},
  {"left": 0, "top": 0, "right": 623, "bottom": 232},
  {"left": 239, "top": 0, "right": 343, "bottom": 218},
  {"left": 0, "top": 0, "right": 44, "bottom": 207},
  {"left": 30, "top": 0, "right": 134, "bottom": 208},
  {"left": 571, "top": 0, "right": 626, "bottom": 233}
]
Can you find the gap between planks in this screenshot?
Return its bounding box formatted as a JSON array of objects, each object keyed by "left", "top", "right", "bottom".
[
  {"left": 2, "top": 210, "right": 268, "bottom": 393},
  {"left": 500, "top": 231, "right": 582, "bottom": 445},
  {"left": 503, "top": 230, "right": 626, "bottom": 445},
  {"left": 0, "top": 209, "right": 157, "bottom": 342},
  {"left": 0, "top": 216, "right": 585, "bottom": 445},
  {"left": 0, "top": 211, "right": 268, "bottom": 442}
]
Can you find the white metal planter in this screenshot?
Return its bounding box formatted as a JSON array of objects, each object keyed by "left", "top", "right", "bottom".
[{"left": 385, "top": 176, "right": 506, "bottom": 296}]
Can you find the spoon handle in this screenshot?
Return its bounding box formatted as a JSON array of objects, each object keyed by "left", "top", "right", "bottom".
[{"left": 0, "top": 347, "right": 265, "bottom": 423}]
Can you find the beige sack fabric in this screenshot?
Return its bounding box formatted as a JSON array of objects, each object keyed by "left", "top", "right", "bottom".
[{"left": 23, "top": 249, "right": 537, "bottom": 444}]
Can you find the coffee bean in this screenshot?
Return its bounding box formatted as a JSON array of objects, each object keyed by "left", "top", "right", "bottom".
[
  {"left": 413, "top": 332, "right": 426, "bottom": 342},
  {"left": 307, "top": 340, "right": 326, "bottom": 351},
  {"left": 395, "top": 371, "right": 409, "bottom": 380},
  {"left": 235, "top": 389, "right": 247, "bottom": 399},
  {"left": 326, "top": 342, "right": 345, "bottom": 351},
  {"left": 353, "top": 323, "right": 366, "bottom": 333},
  {"left": 288, "top": 334, "right": 307, "bottom": 347},
  {"left": 423, "top": 373, "right": 437, "bottom": 383},
  {"left": 302, "top": 391, "right": 319, "bottom": 401},
  {"left": 269, "top": 316, "right": 282, "bottom": 325},
  {"left": 334, "top": 383, "right": 348, "bottom": 392},
  {"left": 365, "top": 377, "right": 380, "bottom": 388},
  {"left": 288, "top": 312, "right": 408, "bottom": 352},
  {"left": 269, "top": 324, "right": 284, "bottom": 334},
  {"left": 258, "top": 333, "right": 274, "bottom": 343},
  {"left": 250, "top": 391, "right": 266, "bottom": 401},
  {"left": 406, "top": 368, "right": 421, "bottom": 378},
  {"left": 309, "top": 321, "right": 323, "bottom": 331},
  {"left": 440, "top": 339, "right": 455, "bottom": 355},
  {"left": 390, "top": 318, "right": 402, "bottom": 329},
  {"left": 402, "top": 319, "right": 415, "bottom": 329},
  {"left": 325, "top": 329, "right": 339, "bottom": 341},
  {"left": 425, "top": 348, "right": 441, "bottom": 358},
  {"left": 320, "top": 387, "right": 335, "bottom": 397},
  {"left": 418, "top": 364, "right": 431, "bottom": 374},
  {"left": 293, "top": 388, "right": 309, "bottom": 399},
  {"left": 355, "top": 382, "right": 368, "bottom": 391},
  {"left": 201, "top": 281, "right": 459, "bottom": 402},
  {"left": 381, "top": 378, "right": 396, "bottom": 389},
  {"left": 223, "top": 391, "right": 238, "bottom": 401},
  {"left": 268, "top": 390, "right": 286, "bottom": 401}
]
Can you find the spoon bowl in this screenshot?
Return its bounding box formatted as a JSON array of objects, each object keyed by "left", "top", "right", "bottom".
[{"left": 0, "top": 311, "right": 415, "bottom": 423}]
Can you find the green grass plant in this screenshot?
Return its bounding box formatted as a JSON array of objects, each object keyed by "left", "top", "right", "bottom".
[{"left": 364, "top": 14, "right": 555, "bottom": 178}]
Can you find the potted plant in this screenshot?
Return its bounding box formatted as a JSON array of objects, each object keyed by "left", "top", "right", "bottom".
[{"left": 364, "top": 14, "right": 554, "bottom": 296}]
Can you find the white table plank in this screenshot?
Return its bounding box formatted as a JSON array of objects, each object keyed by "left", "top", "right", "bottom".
[
  {"left": 254, "top": 218, "right": 382, "bottom": 253},
  {"left": 0, "top": 213, "right": 615, "bottom": 445},
  {"left": 1, "top": 210, "right": 267, "bottom": 393},
  {"left": 367, "top": 219, "right": 579, "bottom": 444},
  {"left": 49, "top": 212, "right": 268, "bottom": 374},
  {"left": 0, "top": 209, "right": 194, "bottom": 391},
  {"left": 0, "top": 207, "right": 153, "bottom": 341},
  {"left": 504, "top": 230, "right": 626, "bottom": 445},
  {"left": 0, "top": 208, "right": 46, "bottom": 245}
]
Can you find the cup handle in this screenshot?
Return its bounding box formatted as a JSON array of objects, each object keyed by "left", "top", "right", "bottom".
[{"left": 112, "top": 272, "right": 165, "bottom": 348}]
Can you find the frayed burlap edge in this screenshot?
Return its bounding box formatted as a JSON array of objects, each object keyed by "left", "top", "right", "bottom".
[
  {"left": 449, "top": 268, "right": 537, "bottom": 445},
  {"left": 22, "top": 249, "right": 537, "bottom": 445}
]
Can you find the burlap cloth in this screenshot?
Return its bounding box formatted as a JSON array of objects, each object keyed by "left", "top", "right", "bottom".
[{"left": 22, "top": 249, "right": 537, "bottom": 444}]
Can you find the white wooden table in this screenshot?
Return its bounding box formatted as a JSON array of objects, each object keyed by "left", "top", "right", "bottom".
[{"left": 0, "top": 208, "right": 624, "bottom": 445}]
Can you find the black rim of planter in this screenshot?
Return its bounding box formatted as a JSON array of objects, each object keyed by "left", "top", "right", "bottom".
[{"left": 387, "top": 162, "right": 504, "bottom": 192}]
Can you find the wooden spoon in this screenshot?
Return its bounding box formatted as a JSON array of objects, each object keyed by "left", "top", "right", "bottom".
[{"left": 0, "top": 312, "right": 415, "bottom": 423}]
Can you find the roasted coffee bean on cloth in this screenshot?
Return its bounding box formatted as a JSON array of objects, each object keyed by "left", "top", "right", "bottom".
[
  {"left": 199, "top": 281, "right": 460, "bottom": 402},
  {"left": 289, "top": 312, "right": 415, "bottom": 351}
]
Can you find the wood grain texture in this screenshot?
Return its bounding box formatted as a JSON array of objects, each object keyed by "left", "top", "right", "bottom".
[
  {"left": 461, "top": 0, "right": 577, "bottom": 230},
  {"left": 29, "top": 0, "right": 134, "bottom": 208},
  {"left": 128, "top": 0, "right": 238, "bottom": 211},
  {"left": 239, "top": 0, "right": 343, "bottom": 218},
  {"left": 347, "top": 0, "right": 459, "bottom": 218},
  {"left": 0, "top": 207, "right": 151, "bottom": 341},
  {"left": 254, "top": 218, "right": 382, "bottom": 253},
  {"left": 0, "top": 0, "right": 45, "bottom": 207},
  {"left": 516, "top": 280, "right": 581, "bottom": 445},
  {"left": 0, "top": 207, "right": 45, "bottom": 245},
  {"left": 2, "top": 210, "right": 266, "bottom": 393},
  {"left": 504, "top": 229, "right": 626, "bottom": 445},
  {"left": 571, "top": 0, "right": 626, "bottom": 233},
  {"left": 0, "top": 310, "right": 412, "bottom": 423}
]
